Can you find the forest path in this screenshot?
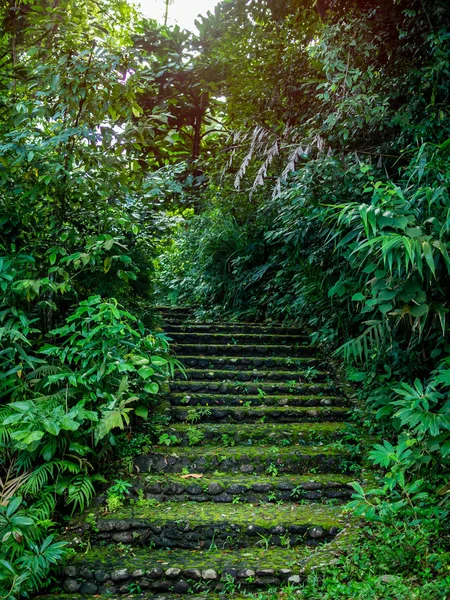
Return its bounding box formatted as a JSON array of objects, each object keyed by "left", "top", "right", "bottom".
[{"left": 58, "top": 307, "right": 360, "bottom": 597}]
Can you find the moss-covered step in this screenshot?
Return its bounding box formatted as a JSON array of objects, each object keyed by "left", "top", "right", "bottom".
[
  {"left": 59, "top": 545, "right": 318, "bottom": 596},
  {"left": 172, "top": 343, "right": 318, "bottom": 357},
  {"left": 168, "top": 405, "right": 348, "bottom": 424},
  {"left": 135, "top": 471, "right": 354, "bottom": 504},
  {"left": 67, "top": 503, "right": 343, "bottom": 551},
  {"left": 165, "top": 323, "right": 306, "bottom": 335},
  {"left": 169, "top": 380, "right": 337, "bottom": 396},
  {"left": 174, "top": 368, "right": 329, "bottom": 383},
  {"left": 167, "top": 332, "right": 309, "bottom": 346},
  {"left": 156, "top": 306, "right": 195, "bottom": 315},
  {"left": 134, "top": 444, "right": 351, "bottom": 475},
  {"left": 157, "top": 422, "right": 346, "bottom": 447},
  {"left": 177, "top": 355, "right": 322, "bottom": 371},
  {"left": 41, "top": 595, "right": 258, "bottom": 600},
  {"left": 158, "top": 313, "right": 194, "bottom": 322},
  {"left": 167, "top": 392, "right": 347, "bottom": 408},
  {"left": 48, "top": 595, "right": 208, "bottom": 600}
]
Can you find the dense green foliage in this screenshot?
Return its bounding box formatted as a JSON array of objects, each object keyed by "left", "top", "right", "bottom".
[
  {"left": 161, "top": 0, "right": 450, "bottom": 483},
  {"left": 155, "top": 0, "right": 450, "bottom": 595},
  {"left": 0, "top": 0, "right": 182, "bottom": 595},
  {"left": 1, "top": 0, "right": 450, "bottom": 596}
]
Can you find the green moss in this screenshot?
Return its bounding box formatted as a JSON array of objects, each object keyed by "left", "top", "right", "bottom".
[
  {"left": 67, "top": 545, "right": 313, "bottom": 572},
  {"left": 144, "top": 443, "right": 342, "bottom": 460},
  {"left": 172, "top": 343, "right": 318, "bottom": 352},
  {"left": 143, "top": 472, "right": 355, "bottom": 487},
  {"left": 167, "top": 391, "right": 345, "bottom": 405},
  {"left": 171, "top": 406, "right": 347, "bottom": 418},
  {"left": 171, "top": 332, "right": 307, "bottom": 341},
  {"left": 160, "top": 422, "right": 346, "bottom": 446},
  {"left": 94, "top": 501, "right": 344, "bottom": 530},
  {"left": 170, "top": 381, "right": 332, "bottom": 392},
  {"left": 176, "top": 355, "right": 320, "bottom": 365},
  {"left": 180, "top": 368, "right": 327, "bottom": 378}
]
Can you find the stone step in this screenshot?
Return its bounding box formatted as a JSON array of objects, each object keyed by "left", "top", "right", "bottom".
[
  {"left": 174, "top": 367, "right": 329, "bottom": 383},
  {"left": 167, "top": 392, "right": 347, "bottom": 408},
  {"left": 165, "top": 323, "right": 306, "bottom": 335},
  {"left": 134, "top": 444, "right": 349, "bottom": 475},
  {"left": 162, "top": 317, "right": 198, "bottom": 325},
  {"left": 169, "top": 380, "right": 337, "bottom": 396},
  {"left": 173, "top": 343, "right": 318, "bottom": 357},
  {"left": 177, "top": 355, "right": 322, "bottom": 371},
  {"left": 69, "top": 503, "right": 343, "bottom": 551},
  {"left": 60, "top": 545, "right": 317, "bottom": 596},
  {"left": 168, "top": 332, "right": 309, "bottom": 345},
  {"left": 168, "top": 405, "right": 348, "bottom": 424},
  {"left": 55, "top": 595, "right": 209, "bottom": 600},
  {"left": 137, "top": 472, "right": 354, "bottom": 504},
  {"left": 158, "top": 422, "right": 346, "bottom": 447},
  {"left": 156, "top": 306, "right": 196, "bottom": 314}
]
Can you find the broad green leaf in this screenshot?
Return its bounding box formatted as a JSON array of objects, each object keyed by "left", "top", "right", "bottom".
[
  {"left": 422, "top": 241, "right": 435, "bottom": 276},
  {"left": 151, "top": 356, "right": 168, "bottom": 366},
  {"left": 144, "top": 382, "right": 159, "bottom": 394},
  {"left": 378, "top": 303, "right": 392, "bottom": 314},
  {"left": 138, "top": 366, "right": 155, "bottom": 380},
  {"left": 410, "top": 304, "right": 428, "bottom": 317},
  {"left": 135, "top": 405, "right": 149, "bottom": 419}
]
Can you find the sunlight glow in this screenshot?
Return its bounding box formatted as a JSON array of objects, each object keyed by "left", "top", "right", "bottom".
[{"left": 138, "top": 0, "right": 220, "bottom": 31}]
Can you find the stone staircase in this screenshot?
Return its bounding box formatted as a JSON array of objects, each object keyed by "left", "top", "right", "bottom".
[{"left": 59, "top": 307, "right": 359, "bottom": 598}]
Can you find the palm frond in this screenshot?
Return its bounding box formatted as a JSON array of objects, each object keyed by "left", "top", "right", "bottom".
[
  {"left": 67, "top": 474, "right": 95, "bottom": 514},
  {"left": 335, "top": 320, "right": 389, "bottom": 363}
]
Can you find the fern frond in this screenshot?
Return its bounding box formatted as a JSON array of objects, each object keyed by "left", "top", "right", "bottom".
[
  {"left": 335, "top": 320, "right": 389, "bottom": 363},
  {"left": 21, "top": 462, "right": 56, "bottom": 495},
  {"left": 0, "top": 462, "right": 31, "bottom": 505},
  {"left": 32, "top": 488, "right": 57, "bottom": 519},
  {"left": 26, "top": 364, "right": 61, "bottom": 381},
  {"left": 67, "top": 474, "right": 95, "bottom": 514}
]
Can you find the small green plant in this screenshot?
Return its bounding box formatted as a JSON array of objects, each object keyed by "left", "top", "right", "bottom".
[
  {"left": 207, "top": 530, "right": 217, "bottom": 552},
  {"left": 287, "top": 380, "right": 298, "bottom": 393},
  {"left": 220, "top": 573, "right": 239, "bottom": 595},
  {"left": 221, "top": 433, "right": 235, "bottom": 447},
  {"left": 256, "top": 531, "right": 271, "bottom": 550},
  {"left": 108, "top": 479, "right": 133, "bottom": 500},
  {"left": 266, "top": 463, "right": 279, "bottom": 476},
  {"left": 290, "top": 485, "right": 303, "bottom": 499},
  {"left": 186, "top": 407, "right": 211, "bottom": 423},
  {"left": 187, "top": 426, "right": 205, "bottom": 446},
  {"left": 85, "top": 513, "right": 99, "bottom": 532},
  {"left": 158, "top": 433, "right": 179, "bottom": 446},
  {"left": 303, "top": 367, "right": 320, "bottom": 381},
  {"left": 106, "top": 495, "right": 123, "bottom": 512}
]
